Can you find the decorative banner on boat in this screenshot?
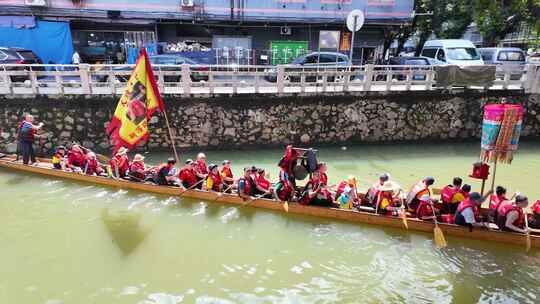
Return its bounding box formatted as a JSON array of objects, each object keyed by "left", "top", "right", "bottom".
[
  {"left": 480, "top": 104, "right": 524, "bottom": 164},
  {"left": 106, "top": 48, "right": 164, "bottom": 154}
]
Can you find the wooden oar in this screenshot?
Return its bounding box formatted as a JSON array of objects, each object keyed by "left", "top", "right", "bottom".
[
  {"left": 214, "top": 184, "right": 234, "bottom": 201},
  {"left": 431, "top": 203, "right": 447, "bottom": 248},
  {"left": 399, "top": 192, "right": 408, "bottom": 230},
  {"left": 283, "top": 201, "right": 289, "bottom": 212},
  {"left": 525, "top": 213, "right": 531, "bottom": 252},
  {"left": 243, "top": 193, "right": 266, "bottom": 206},
  {"left": 179, "top": 179, "right": 205, "bottom": 197}
]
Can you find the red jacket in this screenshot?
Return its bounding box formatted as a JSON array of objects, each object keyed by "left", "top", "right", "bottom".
[
  {"left": 84, "top": 158, "right": 102, "bottom": 176},
  {"left": 68, "top": 151, "right": 86, "bottom": 168},
  {"left": 456, "top": 198, "right": 480, "bottom": 222},
  {"left": 416, "top": 201, "right": 434, "bottom": 219},
  {"left": 196, "top": 160, "right": 208, "bottom": 175},
  {"left": 533, "top": 200, "right": 540, "bottom": 215},
  {"left": 256, "top": 175, "right": 271, "bottom": 191},
  {"left": 497, "top": 202, "right": 525, "bottom": 229},
  {"left": 178, "top": 168, "right": 197, "bottom": 186},
  {"left": 110, "top": 155, "right": 129, "bottom": 176},
  {"left": 129, "top": 161, "right": 146, "bottom": 179}
]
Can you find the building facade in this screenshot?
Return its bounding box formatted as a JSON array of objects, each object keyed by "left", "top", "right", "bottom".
[{"left": 2, "top": 0, "right": 413, "bottom": 64}]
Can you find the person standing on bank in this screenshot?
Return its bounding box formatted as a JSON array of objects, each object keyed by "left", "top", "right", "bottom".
[{"left": 18, "top": 114, "right": 43, "bottom": 165}]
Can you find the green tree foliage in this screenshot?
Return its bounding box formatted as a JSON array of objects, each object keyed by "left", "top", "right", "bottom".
[{"left": 473, "top": 0, "right": 527, "bottom": 46}]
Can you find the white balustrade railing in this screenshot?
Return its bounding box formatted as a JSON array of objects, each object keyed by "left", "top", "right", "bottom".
[{"left": 0, "top": 63, "right": 538, "bottom": 96}]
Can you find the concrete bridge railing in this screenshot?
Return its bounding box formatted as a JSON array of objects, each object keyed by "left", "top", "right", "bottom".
[{"left": 0, "top": 63, "right": 538, "bottom": 96}]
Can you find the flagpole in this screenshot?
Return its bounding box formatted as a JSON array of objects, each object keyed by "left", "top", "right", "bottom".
[{"left": 162, "top": 110, "right": 180, "bottom": 164}]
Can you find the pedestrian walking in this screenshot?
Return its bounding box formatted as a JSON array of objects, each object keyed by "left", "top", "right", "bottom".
[{"left": 18, "top": 114, "right": 43, "bottom": 165}]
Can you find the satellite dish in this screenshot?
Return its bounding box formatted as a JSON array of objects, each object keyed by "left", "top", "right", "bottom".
[{"left": 346, "top": 10, "right": 365, "bottom": 32}]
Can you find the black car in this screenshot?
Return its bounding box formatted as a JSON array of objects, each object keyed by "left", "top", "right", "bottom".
[{"left": 0, "top": 47, "right": 44, "bottom": 82}]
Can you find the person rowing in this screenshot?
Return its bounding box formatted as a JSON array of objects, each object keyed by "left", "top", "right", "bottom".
[
  {"left": 440, "top": 177, "right": 463, "bottom": 214},
  {"left": 253, "top": 168, "right": 273, "bottom": 198},
  {"left": 406, "top": 177, "right": 435, "bottom": 213},
  {"left": 317, "top": 162, "right": 329, "bottom": 186},
  {"left": 109, "top": 147, "right": 129, "bottom": 178},
  {"left": 206, "top": 164, "right": 223, "bottom": 192},
  {"left": 155, "top": 157, "right": 177, "bottom": 186},
  {"left": 300, "top": 171, "right": 337, "bottom": 207},
  {"left": 336, "top": 176, "right": 359, "bottom": 209},
  {"left": 220, "top": 160, "right": 234, "bottom": 191},
  {"left": 374, "top": 180, "right": 401, "bottom": 215},
  {"left": 278, "top": 145, "right": 298, "bottom": 187},
  {"left": 488, "top": 186, "right": 515, "bottom": 222},
  {"left": 67, "top": 144, "right": 86, "bottom": 172},
  {"left": 178, "top": 159, "right": 198, "bottom": 189},
  {"left": 84, "top": 152, "right": 105, "bottom": 176},
  {"left": 194, "top": 152, "right": 208, "bottom": 188},
  {"left": 274, "top": 165, "right": 294, "bottom": 202},
  {"left": 415, "top": 194, "right": 437, "bottom": 220},
  {"left": 454, "top": 191, "right": 491, "bottom": 230},
  {"left": 528, "top": 200, "right": 540, "bottom": 229},
  {"left": 238, "top": 167, "right": 256, "bottom": 200},
  {"left": 128, "top": 154, "right": 147, "bottom": 182},
  {"left": 364, "top": 173, "right": 390, "bottom": 206},
  {"left": 51, "top": 146, "right": 67, "bottom": 170},
  {"left": 496, "top": 195, "right": 530, "bottom": 234}
]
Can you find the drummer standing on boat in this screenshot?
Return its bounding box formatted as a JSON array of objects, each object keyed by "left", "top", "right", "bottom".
[{"left": 18, "top": 114, "right": 43, "bottom": 165}]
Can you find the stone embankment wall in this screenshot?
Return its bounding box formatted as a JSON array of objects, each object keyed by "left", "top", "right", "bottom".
[{"left": 0, "top": 92, "right": 539, "bottom": 154}]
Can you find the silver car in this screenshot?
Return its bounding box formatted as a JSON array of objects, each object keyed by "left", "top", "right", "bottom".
[{"left": 478, "top": 47, "right": 526, "bottom": 80}]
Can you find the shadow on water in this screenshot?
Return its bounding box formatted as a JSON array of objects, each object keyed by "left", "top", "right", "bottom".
[{"left": 100, "top": 208, "right": 150, "bottom": 256}]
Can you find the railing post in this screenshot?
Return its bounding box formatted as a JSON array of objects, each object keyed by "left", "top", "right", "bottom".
[
  {"left": 79, "top": 64, "right": 91, "bottom": 94},
  {"left": 277, "top": 65, "right": 284, "bottom": 95},
  {"left": 1, "top": 68, "right": 13, "bottom": 95},
  {"left": 425, "top": 68, "right": 434, "bottom": 90},
  {"left": 524, "top": 64, "right": 536, "bottom": 93},
  {"left": 181, "top": 63, "right": 191, "bottom": 96},
  {"left": 502, "top": 69, "right": 510, "bottom": 90},
  {"left": 385, "top": 66, "right": 392, "bottom": 91},
  {"left": 364, "top": 64, "right": 373, "bottom": 91},
  {"left": 208, "top": 67, "right": 214, "bottom": 94},
  {"left": 54, "top": 72, "right": 64, "bottom": 95},
  {"left": 343, "top": 68, "right": 350, "bottom": 92},
  {"left": 157, "top": 68, "right": 164, "bottom": 93}
]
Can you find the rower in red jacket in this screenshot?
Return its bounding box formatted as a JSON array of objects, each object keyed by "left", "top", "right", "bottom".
[
  {"left": 253, "top": 168, "right": 272, "bottom": 198},
  {"left": 194, "top": 152, "right": 208, "bottom": 188},
  {"left": 220, "top": 160, "right": 234, "bottom": 190},
  {"left": 178, "top": 159, "right": 198, "bottom": 189},
  {"left": 406, "top": 177, "right": 435, "bottom": 213},
  {"left": 84, "top": 152, "right": 104, "bottom": 176},
  {"left": 365, "top": 173, "right": 390, "bottom": 206},
  {"left": 488, "top": 186, "right": 514, "bottom": 222},
  {"left": 109, "top": 147, "right": 129, "bottom": 178},
  {"left": 274, "top": 166, "right": 294, "bottom": 201},
  {"left": 529, "top": 200, "right": 540, "bottom": 229},
  {"left": 496, "top": 195, "right": 530, "bottom": 234},
  {"left": 440, "top": 177, "right": 462, "bottom": 214},
  {"left": 67, "top": 144, "right": 86, "bottom": 171},
  {"left": 301, "top": 171, "right": 337, "bottom": 207},
  {"left": 454, "top": 191, "right": 491, "bottom": 229},
  {"left": 128, "top": 154, "right": 147, "bottom": 181},
  {"left": 415, "top": 194, "right": 436, "bottom": 221}
]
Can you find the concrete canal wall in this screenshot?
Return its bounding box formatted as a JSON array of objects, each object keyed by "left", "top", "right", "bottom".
[{"left": 0, "top": 92, "right": 539, "bottom": 154}]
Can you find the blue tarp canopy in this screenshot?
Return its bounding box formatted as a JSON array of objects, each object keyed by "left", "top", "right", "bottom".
[{"left": 0, "top": 20, "right": 74, "bottom": 64}]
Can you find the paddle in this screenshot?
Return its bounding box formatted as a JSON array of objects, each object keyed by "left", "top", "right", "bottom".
[
  {"left": 283, "top": 201, "right": 289, "bottom": 212},
  {"left": 179, "top": 179, "right": 205, "bottom": 197},
  {"left": 243, "top": 193, "right": 266, "bottom": 206},
  {"left": 399, "top": 191, "right": 408, "bottom": 230},
  {"left": 431, "top": 202, "right": 447, "bottom": 248},
  {"left": 525, "top": 213, "right": 531, "bottom": 252},
  {"left": 214, "top": 184, "right": 234, "bottom": 201}
]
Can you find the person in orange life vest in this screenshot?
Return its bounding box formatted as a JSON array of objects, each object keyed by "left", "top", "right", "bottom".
[
  {"left": 109, "top": 147, "right": 130, "bottom": 178},
  {"left": 440, "top": 177, "right": 463, "bottom": 214},
  {"left": 220, "top": 160, "right": 234, "bottom": 189},
  {"left": 406, "top": 177, "right": 435, "bottom": 213},
  {"left": 365, "top": 173, "right": 390, "bottom": 206},
  {"left": 51, "top": 146, "right": 67, "bottom": 170},
  {"left": 18, "top": 114, "right": 43, "bottom": 165},
  {"left": 128, "top": 154, "right": 147, "bottom": 182},
  {"left": 336, "top": 176, "right": 359, "bottom": 209},
  {"left": 528, "top": 200, "right": 540, "bottom": 229},
  {"left": 374, "top": 181, "right": 401, "bottom": 214},
  {"left": 302, "top": 171, "right": 338, "bottom": 207},
  {"left": 274, "top": 166, "right": 294, "bottom": 201},
  {"left": 178, "top": 159, "right": 198, "bottom": 189},
  {"left": 83, "top": 152, "right": 104, "bottom": 176},
  {"left": 156, "top": 157, "right": 177, "bottom": 186},
  {"left": 206, "top": 164, "right": 223, "bottom": 192},
  {"left": 455, "top": 191, "right": 492, "bottom": 229},
  {"left": 238, "top": 167, "right": 256, "bottom": 200},
  {"left": 496, "top": 195, "right": 530, "bottom": 233},
  {"left": 67, "top": 144, "right": 86, "bottom": 171},
  {"left": 415, "top": 194, "right": 437, "bottom": 220}
]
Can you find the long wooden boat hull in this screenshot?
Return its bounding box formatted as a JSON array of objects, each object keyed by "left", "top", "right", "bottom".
[{"left": 0, "top": 156, "right": 539, "bottom": 249}]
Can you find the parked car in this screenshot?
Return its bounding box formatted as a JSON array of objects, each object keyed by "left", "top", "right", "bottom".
[
  {"left": 386, "top": 56, "right": 435, "bottom": 81},
  {"left": 0, "top": 47, "right": 44, "bottom": 82},
  {"left": 420, "top": 39, "right": 484, "bottom": 66},
  {"left": 265, "top": 52, "right": 351, "bottom": 83},
  {"left": 527, "top": 52, "right": 540, "bottom": 64},
  {"left": 478, "top": 47, "right": 526, "bottom": 80},
  {"left": 114, "top": 54, "right": 209, "bottom": 82}
]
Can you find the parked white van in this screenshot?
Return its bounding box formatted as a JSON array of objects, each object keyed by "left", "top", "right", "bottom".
[{"left": 420, "top": 39, "right": 484, "bottom": 66}]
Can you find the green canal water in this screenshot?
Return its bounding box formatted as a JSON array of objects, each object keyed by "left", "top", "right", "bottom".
[{"left": 1, "top": 142, "right": 540, "bottom": 304}]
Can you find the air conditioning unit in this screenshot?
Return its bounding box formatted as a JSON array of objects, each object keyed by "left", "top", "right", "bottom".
[
  {"left": 181, "top": 0, "right": 194, "bottom": 7},
  {"left": 25, "top": 0, "right": 47, "bottom": 6},
  {"left": 280, "top": 26, "right": 292, "bottom": 36}
]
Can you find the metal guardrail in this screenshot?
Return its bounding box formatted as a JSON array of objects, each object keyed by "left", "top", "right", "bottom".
[{"left": 0, "top": 63, "right": 538, "bottom": 96}]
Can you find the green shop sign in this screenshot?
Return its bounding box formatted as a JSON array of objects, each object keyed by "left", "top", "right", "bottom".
[{"left": 270, "top": 41, "right": 309, "bottom": 65}]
